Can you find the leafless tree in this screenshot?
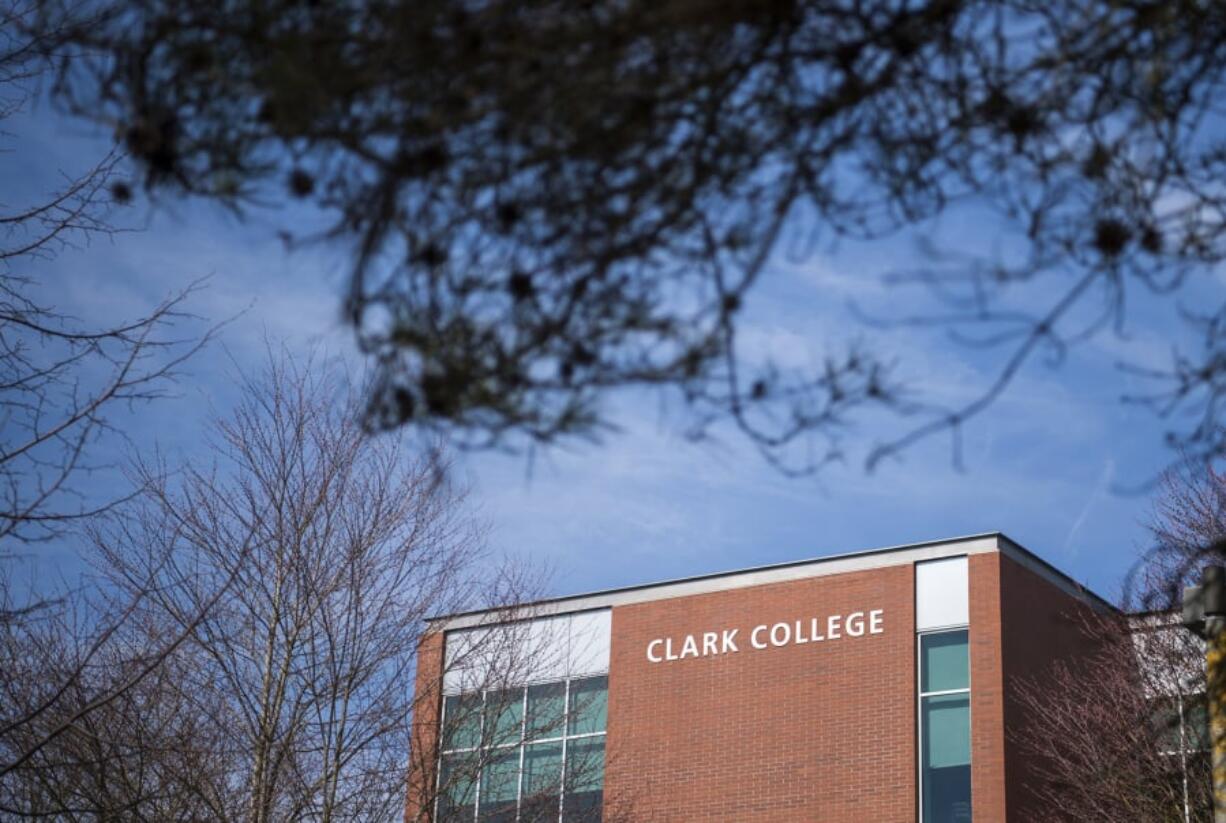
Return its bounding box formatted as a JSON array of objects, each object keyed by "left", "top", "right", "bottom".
[
  {"left": 1014, "top": 611, "right": 1210, "bottom": 823},
  {"left": 0, "top": 276, "right": 216, "bottom": 551},
  {"left": 1, "top": 0, "right": 218, "bottom": 551},
  {"left": 20, "top": 0, "right": 1226, "bottom": 474},
  {"left": 1134, "top": 462, "right": 1226, "bottom": 614},
  {"left": 1, "top": 0, "right": 227, "bottom": 802},
  {"left": 3, "top": 0, "right": 126, "bottom": 279},
  {"left": 0, "top": 350, "right": 523, "bottom": 822},
  {"left": 0, "top": 603, "right": 232, "bottom": 820},
  {"left": 1014, "top": 465, "right": 1226, "bottom": 822},
  {"left": 0, "top": 472, "right": 266, "bottom": 816}
]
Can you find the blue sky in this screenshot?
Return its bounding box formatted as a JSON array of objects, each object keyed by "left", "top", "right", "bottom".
[{"left": 4, "top": 99, "right": 1209, "bottom": 607}]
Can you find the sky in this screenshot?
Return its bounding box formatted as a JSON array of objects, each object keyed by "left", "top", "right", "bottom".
[{"left": 3, "top": 98, "right": 1212, "bottom": 608}]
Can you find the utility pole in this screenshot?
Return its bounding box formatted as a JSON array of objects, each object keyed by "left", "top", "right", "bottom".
[{"left": 1183, "top": 565, "right": 1226, "bottom": 823}]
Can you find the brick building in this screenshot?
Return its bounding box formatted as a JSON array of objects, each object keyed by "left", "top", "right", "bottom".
[{"left": 406, "top": 533, "right": 1113, "bottom": 822}]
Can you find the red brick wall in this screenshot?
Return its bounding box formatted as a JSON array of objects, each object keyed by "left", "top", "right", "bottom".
[
  {"left": 997, "top": 554, "right": 1101, "bottom": 822},
  {"left": 406, "top": 630, "right": 445, "bottom": 823},
  {"left": 405, "top": 546, "right": 1103, "bottom": 823},
  {"left": 603, "top": 565, "right": 917, "bottom": 823},
  {"left": 968, "top": 552, "right": 1008, "bottom": 822},
  {"left": 967, "top": 551, "right": 1104, "bottom": 823}
]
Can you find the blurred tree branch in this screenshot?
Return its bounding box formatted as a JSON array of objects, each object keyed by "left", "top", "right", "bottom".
[{"left": 20, "top": 0, "right": 1226, "bottom": 473}]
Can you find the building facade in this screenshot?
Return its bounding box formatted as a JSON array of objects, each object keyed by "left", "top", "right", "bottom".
[{"left": 406, "top": 533, "right": 1112, "bottom": 822}]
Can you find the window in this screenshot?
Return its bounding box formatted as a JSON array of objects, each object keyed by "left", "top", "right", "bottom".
[
  {"left": 1151, "top": 692, "right": 1209, "bottom": 756},
  {"left": 438, "top": 675, "right": 608, "bottom": 823},
  {"left": 919, "top": 629, "right": 972, "bottom": 823},
  {"left": 1151, "top": 692, "right": 1211, "bottom": 823}
]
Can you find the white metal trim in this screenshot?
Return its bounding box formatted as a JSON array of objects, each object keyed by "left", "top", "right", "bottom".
[{"left": 438, "top": 535, "right": 1002, "bottom": 630}]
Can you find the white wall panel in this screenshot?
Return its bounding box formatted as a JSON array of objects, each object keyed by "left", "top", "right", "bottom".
[
  {"left": 1130, "top": 614, "right": 1205, "bottom": 697},
  {"left": 525, "top": 614, "right": 571, "bottom": 682},
  {"left": 916, "top": 556, "right": 969, "bottom": 630},
  {"left": 568, "top": 609, "right": 612, "bottom": 677},
  {"left": 442, "top": 609, "right": 611, "bottom": 694}
]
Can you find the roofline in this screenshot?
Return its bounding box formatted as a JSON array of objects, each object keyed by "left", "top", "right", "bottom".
[
  {"left": 994, "top": 533, "right": 1118, "bottom": 613},
  {"left": 1129, "top": 608, "right": 1178, "bottom": 617},
  {"left": 429, "top": 531, "right": 1118, "bottom": 630}
]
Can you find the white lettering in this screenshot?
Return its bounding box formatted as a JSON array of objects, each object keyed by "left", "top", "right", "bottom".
[
  {"left": 750, "top": 625, "right": 768, "bottom": 649},
  {"left": 646, "top": 607, "right": 884, "bottom": 664},
  {"left": 846, "top": 612, "right": 865, "bottom": 637},
  {"left": 680, "top": 634, "right": 699, "bottom": 659},
  {"left": 827, "top": 614, "right": 842, "bottom": 640},
  {"left": 770, "top": 622, "right": 790, "bottom": 647}
]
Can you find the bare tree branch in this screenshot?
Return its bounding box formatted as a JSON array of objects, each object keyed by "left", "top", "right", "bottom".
[
  {"left": 1, "top": 349, "right": 523, "bottom": 822},
  {"left": 18, "top": 0, "right": 1226, "bottom": 473}
]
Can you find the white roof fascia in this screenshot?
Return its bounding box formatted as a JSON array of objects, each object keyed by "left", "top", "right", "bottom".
[{"left": 435, "top": 534, "right": 1002, "bottom": 632}]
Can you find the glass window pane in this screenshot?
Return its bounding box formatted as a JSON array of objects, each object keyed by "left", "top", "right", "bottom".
[
  {"left": 438, "top": 752, "right": 479, "bottom": 822},
  {"left": 921, "top": 693, "right": 971, "bottom": 823},
  {"left": 921, "top": 631, "right": 969, "bottom": 694},
  {"left": 565, "top": 737, "right": 605, "bottom": 793},
  {"left": 523, "top": 741, "right": 563, "bottom": 794},
  {"left": 562, "top": 789, "right": 603, "bottom": 823},
  {"left": 568, "top": 676, "right": 608, "bottom": 737},
  {"left": 1185, "top": 694, "right": 1210, "bottom": 751},
  {"left": 522, "top": 794, "right": 564, "bottom": 823},
  {"left": 483, "top": 688, "right": 524, "bottom": 747},
  {"left": 527, "top": 681, "right": 568, "bottom": 740},
  {"left": 479, "top": 748, "right": 520, "bottom": 823},
  {"left": 1148, "top": 697, "right": 1184, "bottom": 753},
  {"left": 564, "top": 738, "right": 605, "bottom": 823},
  {"left": 521, "top": 742, "right": 563, "bottom": 821},
  {"left": 444, "top": 693, "right": 484, "bottom": 751}
]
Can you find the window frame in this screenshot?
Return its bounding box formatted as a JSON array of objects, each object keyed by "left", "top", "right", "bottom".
[
  {"left": 917, "top": 627, "right": 972, "bottom": 823},
  {"left": 436, "top": 675, "right": 608, "bottom": 823},
  {"left": 1151, "top": 690, "right": 1209, "bottom": 823}
]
